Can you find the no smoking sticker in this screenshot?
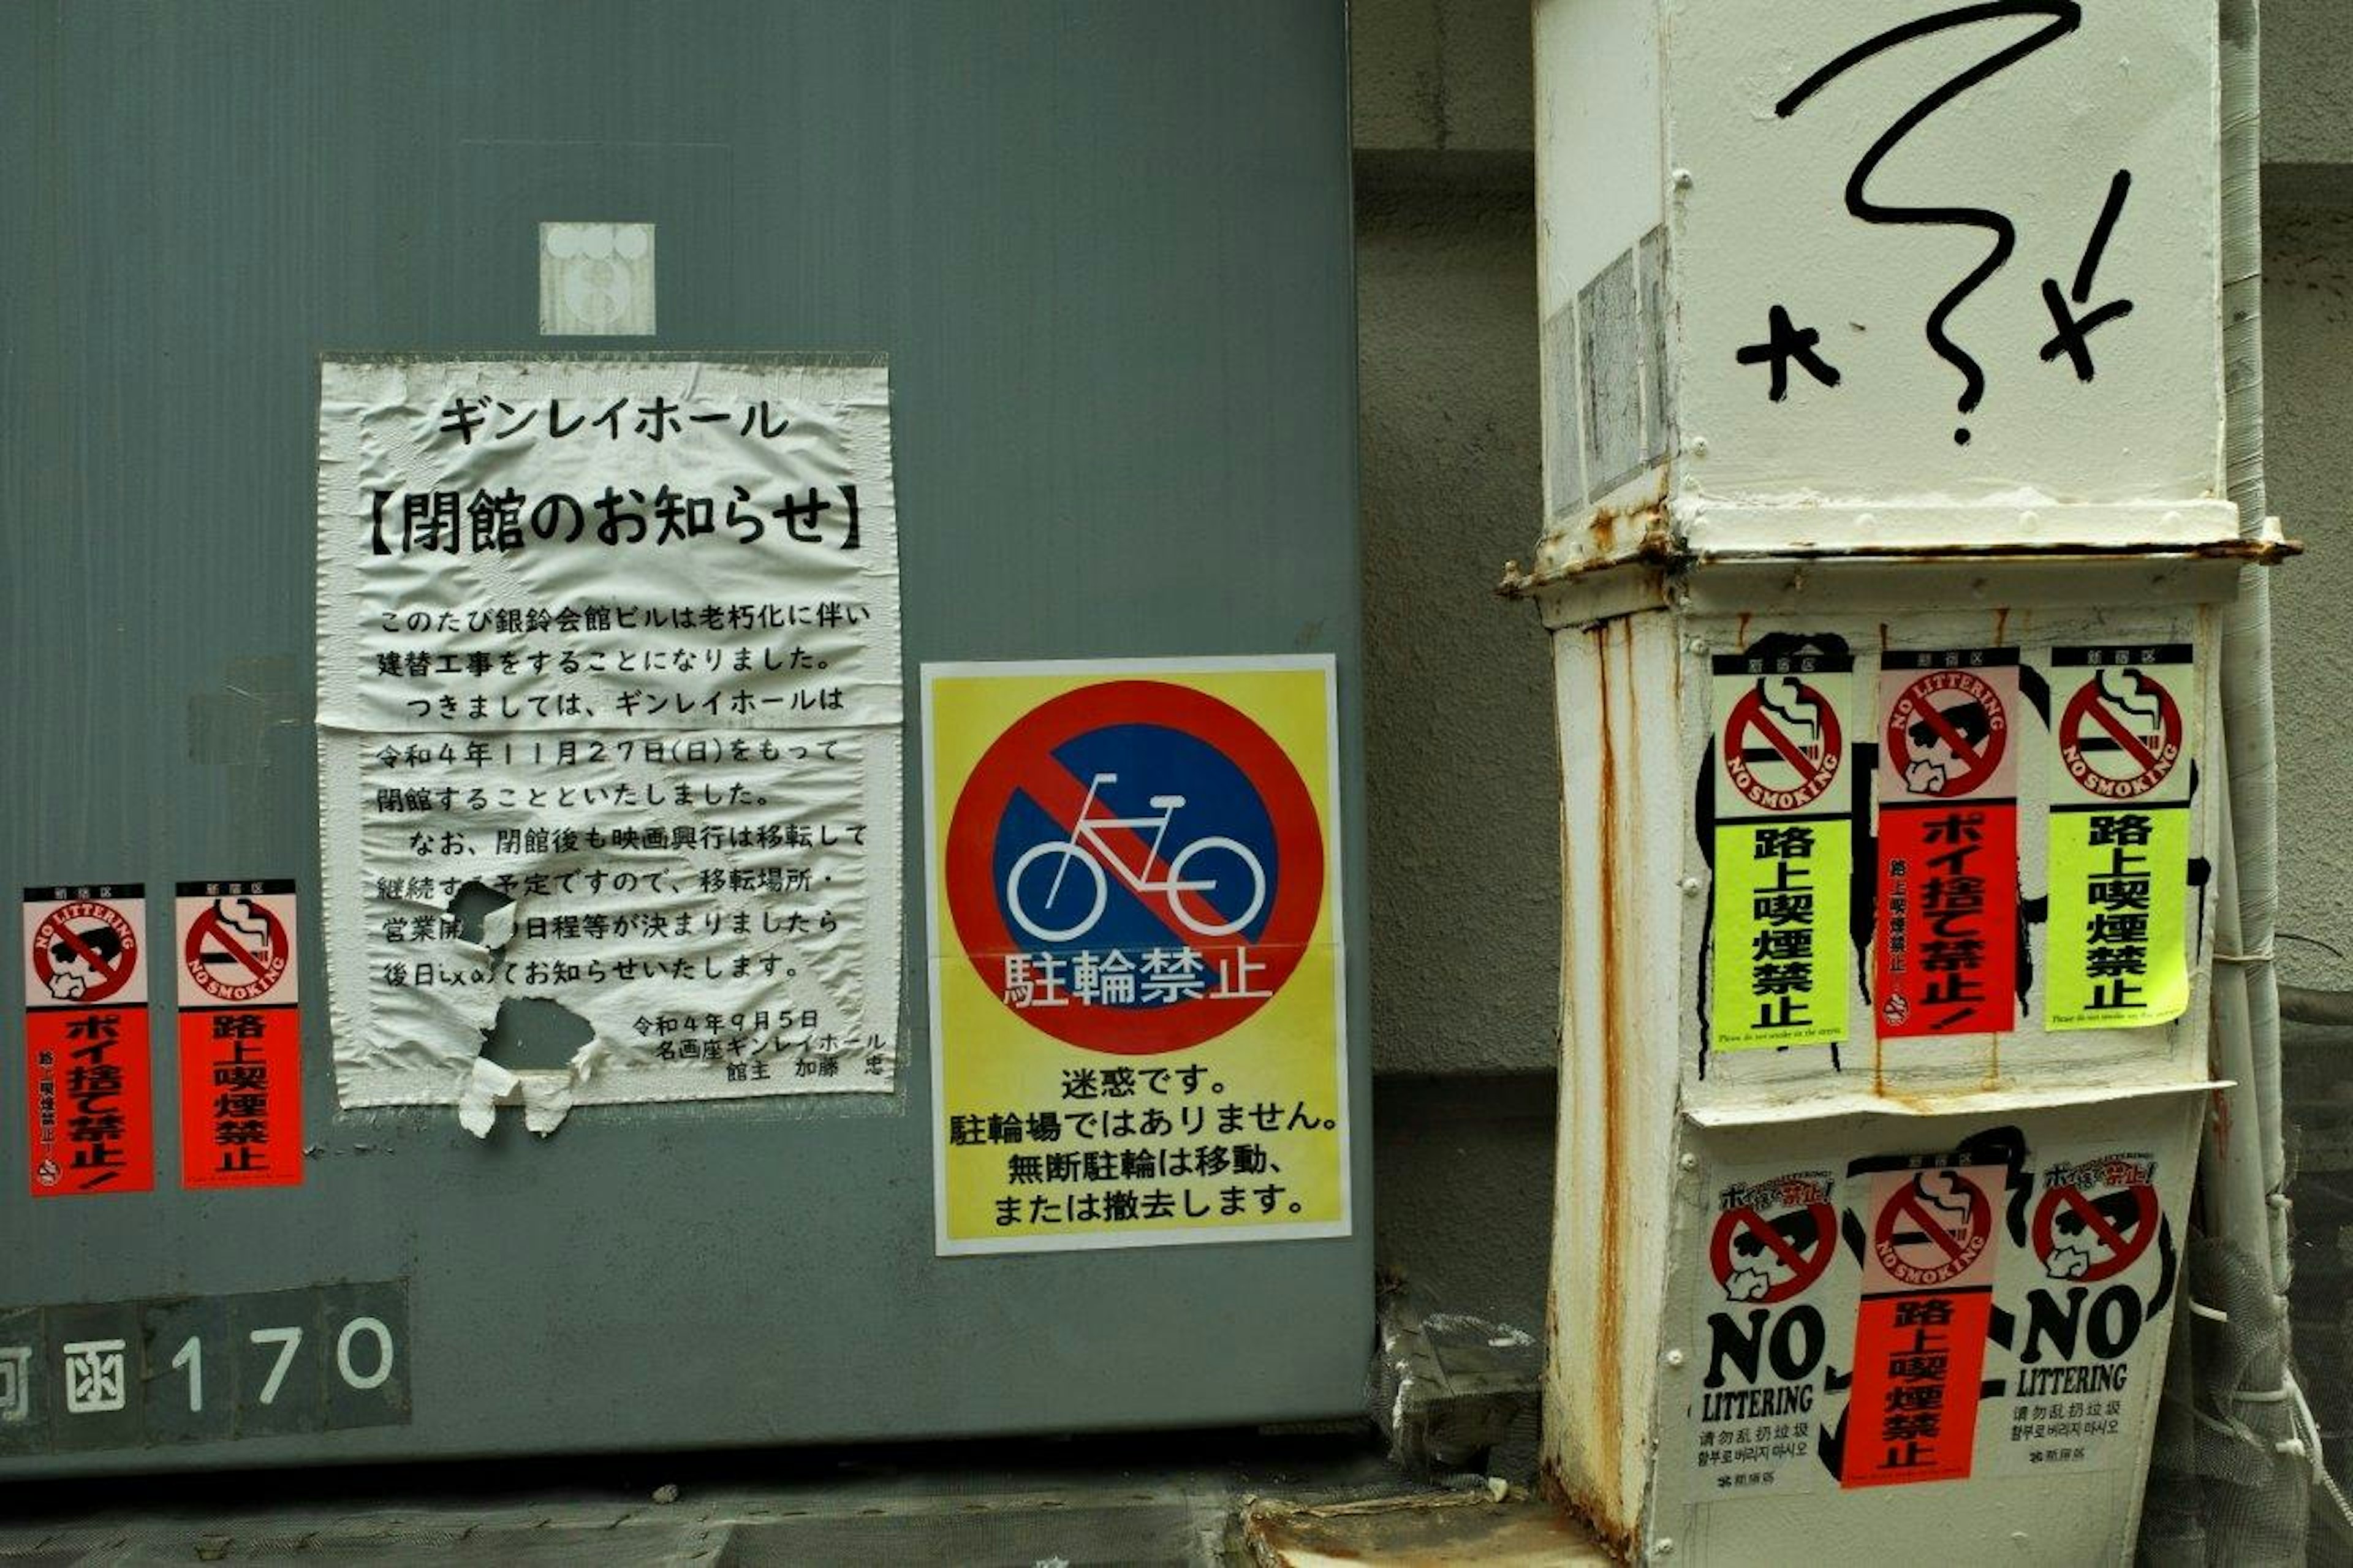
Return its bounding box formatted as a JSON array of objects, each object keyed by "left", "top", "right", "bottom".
[
  {"left": 1715, "top": 661, "right": 1851, "bottom": 816},
  {"left": 1867, "top": 1167, "right": 1995, "bottom": 1290},
  {"left": 173, "top": 882, "right": 304, "bottom": 1190},
  {"left": 175, "top": 883, "right": 299, "bottom": 1009},
  {"left": 1845, "top": 1162, "right": 2003, "bottom": 1488},
  {"left": 925, "top": 658, "right": 1350, "bottom": 1256},
  {"left": 1710, "top": 648, "right": 1854, "bottom": 1053},
  {"left": 2046, "top": 646, "right": 2198, "bottom": 1031},
  {"left": 2056, "top": 657, "right": 2188, "bottom": 803}
]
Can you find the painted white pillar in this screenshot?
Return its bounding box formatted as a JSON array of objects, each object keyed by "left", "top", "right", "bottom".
[{"left": 1514, "top": 3, "right": 2287, "bottom": 1559}]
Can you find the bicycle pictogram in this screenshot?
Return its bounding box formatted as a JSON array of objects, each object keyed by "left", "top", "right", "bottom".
[
  {"left": 1006, "top": 772, "right": 1268, "bottom": 944},
  {"left": 938, "top": 674, "right": 1328, "bottom": 1055}
]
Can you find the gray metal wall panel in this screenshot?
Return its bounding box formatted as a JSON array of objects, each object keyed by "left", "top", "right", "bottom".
[{"left": 1, "top": 0, "right": 1370, "bottom": 1474}]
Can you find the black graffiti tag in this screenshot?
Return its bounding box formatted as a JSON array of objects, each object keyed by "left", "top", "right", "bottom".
[
  {"left": 1767, "top": 3, "right": 2111, "bottom": 445},
  {"left": 2039, "top": 169, "right": 2135, "bottom": 382}
]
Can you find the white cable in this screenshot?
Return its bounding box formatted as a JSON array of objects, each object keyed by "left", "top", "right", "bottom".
[
  {"left": 2289, "top": 1373, "right": 2327, "bottom": 1477},
  {"left": 2192, "top": 1406, "right": 2260, "bottom": 1447},
  {"left": 2288, "top": 1372, "right": 2353, "bottom": 1533}
]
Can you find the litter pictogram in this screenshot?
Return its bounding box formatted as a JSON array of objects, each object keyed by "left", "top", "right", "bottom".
[
  {"left": 2032, "top": 1159, "right": 2159, "bottom": 1284},
  {"left": 1885, "top": 668, "right": 2007, "bottom": 798},
  {"left": 1710, "top": 1193, "right": 1838, "bottom": 1305},
  {"left": 29, "top": 900, "right": 140, "bottom": 1008}
]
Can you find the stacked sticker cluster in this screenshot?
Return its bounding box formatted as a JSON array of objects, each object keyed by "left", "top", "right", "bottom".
[
  {"left": 1710, "top": 644, "right": 2197, "bottom": 1050},
  {"left": 20, "top": 882, "right": 303, "bottom": 1196}
]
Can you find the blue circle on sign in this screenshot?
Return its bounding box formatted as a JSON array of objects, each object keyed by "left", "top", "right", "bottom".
[{"left": 990, "top": 722, "right": 1278, "bottom": 999}]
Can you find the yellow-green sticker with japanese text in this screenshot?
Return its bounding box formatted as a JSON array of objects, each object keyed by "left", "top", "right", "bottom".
[
  {"left": 2045, "top": 808, "right": 2189, "bottom": 1031},
  {"left": 1713, "top": 819, "right": 1851, "bottom": 1050},
  {"left": 2044, "top": 645, "right": 2196, "bottom": 1032}
]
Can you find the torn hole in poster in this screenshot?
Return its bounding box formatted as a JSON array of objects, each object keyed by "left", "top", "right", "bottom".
[{"left": 315, "top": 356, "right": 904, "bottom": 1125}]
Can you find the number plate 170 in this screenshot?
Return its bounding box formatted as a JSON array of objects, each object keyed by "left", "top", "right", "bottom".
[{"left": 0, "top": 1279, "right": 409, "bottom": 1456}]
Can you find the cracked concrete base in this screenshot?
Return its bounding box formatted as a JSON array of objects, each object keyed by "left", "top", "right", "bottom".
[{"left": 0, "top": 1435, "right": 1599, "bottom": 1566}]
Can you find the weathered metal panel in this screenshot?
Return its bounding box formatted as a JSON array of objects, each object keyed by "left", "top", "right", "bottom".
[
  {"left": 1649, "top": 1093, "right": 2205, "bottom": 1564},
  {"left": 0, "top": 0, "right": 1369, "bottom": 1473},
  {"left": 1677, "top": 604, "right": 2221, "bottom": 1116},
  {"left": 1542, "top": 612, "right": 1686, "bottom": 1550},
  {"left": 1529, "top": 0, "right": 2234, "bottom": 581},
  {"left": 1538, "top": 591, "right": 2226, "bottom": 1556}
]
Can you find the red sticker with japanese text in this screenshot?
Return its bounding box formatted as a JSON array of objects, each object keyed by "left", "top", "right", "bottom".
[
  {"left": 1874, "top": 652, "right": 2020, "bottom": 1039},
  {"left": 22, "top": 885, "right": 155, "bottom": 1195},
  {"left": 1843, "top": 1163, "right": 2002, "bottom": 1488},
  {"left": 173, "top": 882, "right": 303, "bottom": 1189}
]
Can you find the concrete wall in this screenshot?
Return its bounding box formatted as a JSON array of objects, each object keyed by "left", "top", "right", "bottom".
[
  {"left": 1357, "top": 176, "right": 1554, "bottom": 1080},
  {"left": 1351, "top": 0, "right": 2353, "bottom": 1333},
  {"left": 2254, "top": 0, "right": 2353, "bottom": 996},
  {"left": 1353, "top": 0, "right": 1555, "bottom": 1331},
  {"left": 2260, "top": 204, "right": 2353, "bottom": 993},
  {"left": 2265, "top": 0, "right": 2353, "bottom": 177}
]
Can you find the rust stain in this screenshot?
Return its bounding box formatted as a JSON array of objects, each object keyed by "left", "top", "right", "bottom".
[
  {"left": 1993, "top": 606, "right": 2010, "bottom": 646},
  {"left": 1735, "top": 610, "right": 1752, "bottom": 651},
  {"left": 1541, "top": 1458, "right": 1639, "bottom": 1565},
  {"left": 1545, "top": 1283, "right": 1560, "bottom": 1359},
  {"left": 1587, "top": 502, "right": 1622, "bottom": 553},
  {"left": 1691, "top": 534, "right": 2300, "bottom": 569},
  {"left": 1505, "top": 525, "right": 2297, "bottom": 601},
  {"left": 1496, "top": 506, "right": 1677, "bottom": 598},
  {"left": 1587, "top": 621, "right": 1627, "bottom": 1533}
]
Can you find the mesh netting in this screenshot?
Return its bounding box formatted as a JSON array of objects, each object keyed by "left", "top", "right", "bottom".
[{"left": 2143, "top": 1233, "right": 2313, "bottom": 1564}]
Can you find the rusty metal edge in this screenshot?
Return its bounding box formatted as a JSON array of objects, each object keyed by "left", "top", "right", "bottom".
[
  {"left": 1539, "top": 1456, "right": 1639, "bottom": 1564},
  {"left": 1500, "top": 530, "right": 2301, "bottom": 599}
]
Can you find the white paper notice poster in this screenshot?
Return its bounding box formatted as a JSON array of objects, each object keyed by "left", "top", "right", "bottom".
[{"left": 316, "top": 356, "right": 903, "bottom": 1117}]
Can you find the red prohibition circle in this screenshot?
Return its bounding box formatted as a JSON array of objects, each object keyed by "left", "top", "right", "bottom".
[
  {"left": 1871, "top": 1172, "right": 1993, "bottom": 1290},
  {"left": 1708, "top": 1202, "right": 1838, "bottom": 1305},
  {"left": 29, "top": 901, "right": 139, "bottom": 1007},
  {"left": 183, "top": 899, "right": 291, "bottom": 1004},
  {"left": 1885, "top": 669, "right": 2007, "bottom": 798},
  {"left": 2059, "top": 672, "right": 2184, "bottom": 800},
  {"left": 2031, "top": 1181, "right": 2159, "bottom": 1284},
  {"left": 1722, "top": 682, "right": 1843, "bottom": 812},
  {"left": 944, "top": 680, "right": 1325, "bottom": 1056}
]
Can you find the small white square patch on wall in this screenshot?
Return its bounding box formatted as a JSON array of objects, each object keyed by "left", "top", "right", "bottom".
[{"left": 539, "top": 222, "right": 655, "bottom": 336}]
